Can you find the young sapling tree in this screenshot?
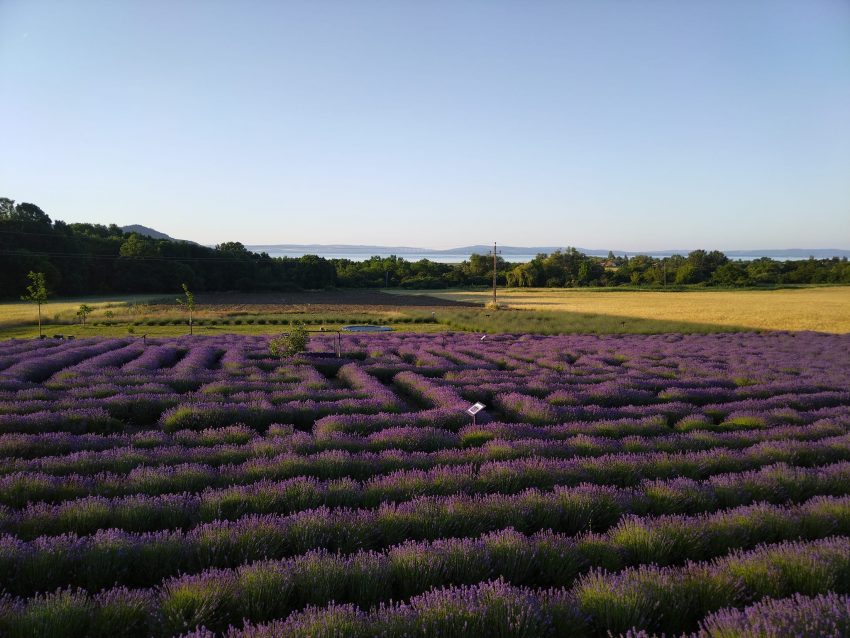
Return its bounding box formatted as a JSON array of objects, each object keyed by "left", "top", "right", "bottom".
[
  {"left": 76, "top": 304, "right": 93, "bottom": 325},
  {"left": 21, "top": 271, "right": 48, "bottom": 338},
  {"left": 177, "top": 283, "right": 196, "bottom": 335}
]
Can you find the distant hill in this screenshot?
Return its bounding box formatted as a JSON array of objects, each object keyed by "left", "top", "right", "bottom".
[
  {"left": 121, "top": 225, "right": 196, "bottom": 244},
  {"left": 723, "top": 249, "right": 850, "bottom": 259},
  {"left": 246, "top": 244, "right": 581, "bottom": 255},
  {"left": 426, "top": 246, "right": 850, "bottom": 258},
  {"left": 245, "top": 244, "right": 850, "bottom": 259},
  {"left": 114, "top": 234, "right": 850, "bottom": 261}
]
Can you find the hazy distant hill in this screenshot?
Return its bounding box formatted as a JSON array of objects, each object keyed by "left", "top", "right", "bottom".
[
  {"left": 121, "top": 225, "right": 196, "bottom": 244},
  {"left": 722, "top": 249, "right": 850, "bottom": 259},
  {"left": 246, "top": 244, "right": 578, "bottom": 255},
  {"left": 245, "top": 244, "right": 850, "bottom": 259},
  {"left": 113, "top": 234, "right": 850, "bottom": 260}
]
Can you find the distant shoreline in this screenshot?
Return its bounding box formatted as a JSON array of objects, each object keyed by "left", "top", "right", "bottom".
[{"left": 245, "top": 247, "right": 848, "bottom": 263}]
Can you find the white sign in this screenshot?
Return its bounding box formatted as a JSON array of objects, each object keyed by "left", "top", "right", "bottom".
[{"left": 467, "top": 402, "right": 485, "bottom": 416}]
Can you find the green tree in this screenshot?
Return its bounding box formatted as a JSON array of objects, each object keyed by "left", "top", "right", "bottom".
[
  {"left": 624, "top": 255, "right": 653, "bottom": 285},
  {"left": 21, "top": 271, "right": 48, "bottom": 337},
  {"left": 0, "top": 198, "right": 15, "bottom": 219},
  {"left": 12, "top": 202, "right": 52, "bottom": 226},
  {"left": 176, "top": 283, "right": 196, "bottom": 335},
  {"left": 674, "top": 262, "right": 699, "bottom": 285},
  {"left": 576, "top": 260, "right": 594, "bottom": 286},
  {"left": 747, "top": 258, "right": 782, "bottom": 285},
  {"left": 712, "top": 262, "right": 749, "bottom": 286},
  {"left": 464, "top": 253, "right": 492, "bottom": 278},
  {"left": 215, "top": 241, "right": 249, "bottom": 254},
  {"left": 269, "top": 323, "right": 310, "bottom": 357},
  {"left": 506, "top": 261, "right": 542, "bottom": 287},
  {"left": 76, "top": 304, "right": 93, "bottom": 325},
  {"left": 294, "top": 254, "right": 336, "bottom": 289},
  {"left": 119, "top": 233, "right": 158, "bottom": 258},
  {"left": 682, "top": 250, "right": 728, "bottom": 283}
]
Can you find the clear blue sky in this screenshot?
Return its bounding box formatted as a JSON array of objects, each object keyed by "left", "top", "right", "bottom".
[{"left": 2, "top": 1, "right": 848, "bottom": 250}]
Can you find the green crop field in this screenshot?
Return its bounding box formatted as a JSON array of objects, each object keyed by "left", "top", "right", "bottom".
[
  {"left": 0, "top": 295, "right": 163, "bottom": 327},
  {"left": 0, "top": 291, "right": 452, "bottom": 339}
]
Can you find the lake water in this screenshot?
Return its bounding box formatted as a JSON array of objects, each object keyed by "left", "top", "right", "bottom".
[
  {"left": 252, "top": 250, "right": 818, "bottom": 263},
  {"left": 257, "top": 251, "right": 538, "bottom": 263}
]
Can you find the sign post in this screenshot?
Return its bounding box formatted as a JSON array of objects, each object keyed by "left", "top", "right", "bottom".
[{"left": 466, "top": 402, "right": 486, "bottom": 426}]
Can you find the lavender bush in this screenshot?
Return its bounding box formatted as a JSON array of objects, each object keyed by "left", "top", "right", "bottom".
[{"left": 0, "top": 332, "right": 849, "bottom": 636}]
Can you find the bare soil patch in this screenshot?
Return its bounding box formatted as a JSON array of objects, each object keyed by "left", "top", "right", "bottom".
[{"left": 170, "top": 290, "right": 479, "bottom": 310}]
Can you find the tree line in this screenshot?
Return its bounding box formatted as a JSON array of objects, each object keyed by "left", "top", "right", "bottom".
[
  {"left": 506, "top": 249, "right": 850, "bottom": 287},
  {"left": 2, "top": 198, "right": 849, "bottom": 298}
]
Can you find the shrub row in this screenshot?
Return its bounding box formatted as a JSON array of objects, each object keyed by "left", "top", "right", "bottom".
[
  {"left": 6, "top": 454, "right": 850, "bottom": 539},
  {"left": 4, "top": 380, "right": 846, "bottom": 438},
  {"left": 4, "top": 463, "right": 850, "bottom": 595},
  {"left": 159, "top": 394, "right": 401, "bottom": 433},
  {"left": 0, "top": 340, "right": 124, "bottom": 382},
  {"left": 214, "top": 536, "right": 850, "bottom": 637},
  {"left": 1, "top": 412, "right": 844, "bottom": 467},
  {"left": 6, "top": 535, "right": 850, "bottom": 638},
  {"left": 4, "top": 429, "right": 850, "bottom": 507},
  {"left": 0, "top": 409, "right": 122, "bottom": 435},
  {"left": 689, "top": 591, "right": 850, "bottom": 638}
]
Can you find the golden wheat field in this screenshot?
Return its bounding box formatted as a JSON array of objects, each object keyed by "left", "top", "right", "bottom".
[{"left": 390, "top": 287, "right": 850, "bottom": 333}]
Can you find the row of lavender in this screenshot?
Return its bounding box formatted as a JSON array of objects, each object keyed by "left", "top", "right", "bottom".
[
  {"left": 2, "top": 428, "right": 850, "bottom": 513},
  {"left": 4, "top": 535, "right": 850, "bottom": 636},
  {"left": 2, "top": 333, "right": 848, "bottom": 435},
  {"left": 1, "top": 332, "right": 849, "bottom": 637},
  {"left": 4, "top": 480, "right": 850, "bottom": 593}
]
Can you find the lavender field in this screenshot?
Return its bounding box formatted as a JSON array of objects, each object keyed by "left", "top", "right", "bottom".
[{"left": 1, "top": 332, "right": 850, "bottom": 637}]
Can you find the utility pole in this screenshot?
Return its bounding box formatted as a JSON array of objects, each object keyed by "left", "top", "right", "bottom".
[{"left": 489, "top": 242, "right": 501, "bottom": 307}]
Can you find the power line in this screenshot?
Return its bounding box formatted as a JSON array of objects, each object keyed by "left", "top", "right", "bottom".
[
  {"left": 0, "top": 228, "right": 126, "bottom": 239},
  {"left": 0, "top": 250, "right": 275, "bottom": 264}
]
